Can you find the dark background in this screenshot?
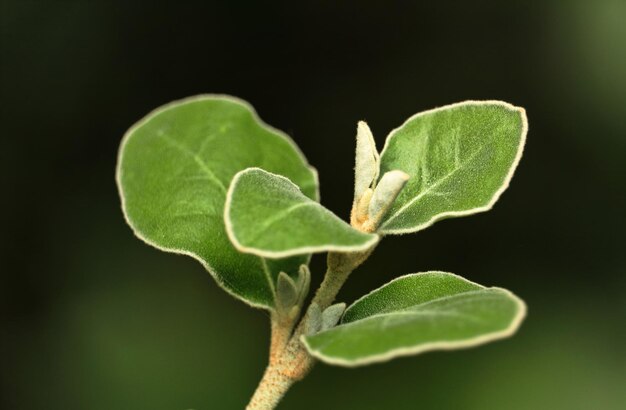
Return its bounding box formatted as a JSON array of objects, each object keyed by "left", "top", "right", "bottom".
[{"left": 2, "top": 1, "right": 625, "bottom": 409}]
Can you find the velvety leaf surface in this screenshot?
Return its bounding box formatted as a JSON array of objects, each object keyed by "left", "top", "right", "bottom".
[
  {"left": 117, "top": 95, "right": 318, "bottom": 309},
  {"left": 225, "top": 168, "right": 378, "bottom": 258},
  {"left": 303, "top": 272, "right": 526, "bottom": 366},
  {"left": 378, "top": 101, "right": 527, "bottom": 234}
]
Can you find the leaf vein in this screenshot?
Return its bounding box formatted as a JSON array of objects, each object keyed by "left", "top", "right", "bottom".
[
  {"left": 156, "top": 132, "right": 227, "bottom": 193},
  {"left": 382, "top": 144, "right": 486, "bottom": 227},
  {"left": 244, "top": 202, "right": 316, "bottom": 245}
]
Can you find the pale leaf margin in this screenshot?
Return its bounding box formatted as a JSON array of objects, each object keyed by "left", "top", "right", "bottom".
[
  {"left": 116, "top": 94, "right": 319, "bottom": 310},
  {"left": 302, "top": 271, "right": 527, "bottom": 367},
  {"left": 378, "top": 100, "right": 528, "bottom": 235},
  {"left": 224, "top": 167, "right": 379, "bottom": 259}
]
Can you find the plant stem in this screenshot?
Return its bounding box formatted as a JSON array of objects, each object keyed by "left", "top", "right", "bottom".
[
  {"left": 246, "top": 247, "right": 376, "bottom": 409},
  {"left": 246, "top": 361, "right": 295, "bottom": 410},
  {"left": 268, "top": 313, "right": 293, "bottom": 362},
  {"left": 311, "top": 251, "right": 367, "bottom": 309},
  {"left": 247, "top": 318, "right": 312, "bottom": 410}
]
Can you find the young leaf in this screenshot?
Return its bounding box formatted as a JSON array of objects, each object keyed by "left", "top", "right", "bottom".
[
  {"left": 305, "top": 303, "right": 323, "bottom": 336},
  {"left": 276, "top": 272, "right": 299, "bottom": 312},
  {"left": 225, "top": 168, "right": 379, "bottom": 258},
  {"left": 116, "top": 95, "right": 318, "bottom": 309},
  {"left": 321, "top": 303, "right": 347, "bottom": 331},
  {"left": 296, "top": 265, "right": 311, "bottom": 306},
  {"left": 354, "top": 121, "right": 380, "bottom": 203},
  {"left": 365, "top": 170, "right": 410, "bottom": 231},
  {"left": 302, "top": 272, "right": 526, "bottom": 366},
  {"left": 377, "top": 101, "right": 527, "bottom": 234}
]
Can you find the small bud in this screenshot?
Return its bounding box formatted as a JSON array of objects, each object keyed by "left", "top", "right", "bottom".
[
  {"left": 365, "top": 170, "right": 410, "bottom": 231},
  {"left": 305, "top": 303, "right": 323, "bottom": 335},
  {"left": 296, "top": 265, "right": 311, "bottom": 306},
  {"left": 321, "top": 303, "right": 346, "bottom": 330},
  {"left": 288, "top": 305, "right": 300, "bottom": 321},
  {"left": 350, "top": 187, "right": 373, "bottom": 227},
  {"left": 353, "top": 121, "right": 380, "bottom": 205},
  {"left": 276, "top": 271, "right": 298, "bottom": 313}
]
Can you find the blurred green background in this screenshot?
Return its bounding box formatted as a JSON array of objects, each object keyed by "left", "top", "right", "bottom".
[{"left": 2, "top": 1, "right": 625, "bottom": 409}]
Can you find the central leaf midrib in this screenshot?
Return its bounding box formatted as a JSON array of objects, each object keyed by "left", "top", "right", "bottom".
[
  {"left": 381, "top": 142, "right": 488, "bottom": 228},
  {"left": 156, "top": 132, "right": 227, "bottom": 193},
  {"left": 343, "top": 289, "right": 498, "bottom": 324},
  {"left": 243, "top": 201, "right": 317, "bottom": 246}
]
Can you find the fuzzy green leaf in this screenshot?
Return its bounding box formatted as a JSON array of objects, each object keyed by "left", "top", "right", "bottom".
[
  {"left": 276, "top": 272, "right": 299, "bottom": 312},
  {"left": 225, "top": 168, "right": 378, "bottom": 258},
  {"left": 303, "top": 272, "right": 526, "bottom": 366},
  {"left": 321, "top": 303, "right": 347, "bottom": 331},
  {"left": 116, "top": 95, "right": 318, "bottom": 309},
  {"left": 378, "top": 101, "right": 527, "bottom": 234}
]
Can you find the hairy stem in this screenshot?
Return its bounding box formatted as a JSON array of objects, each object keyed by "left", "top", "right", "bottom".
[
  {"left": 312, "top": 251, "right": 370, "bottom": 309},
  {"left": 246, "top": 362, "right": 295, "bottom": 410},
  {"left": 246, "top": 247, "right": 376, "bottom": 409},
  {"left": 247, "top": 318, "right": 312, "bottom": 410},
  {"left": 268, "top": 312, "right": 295, "bottom": 363}
]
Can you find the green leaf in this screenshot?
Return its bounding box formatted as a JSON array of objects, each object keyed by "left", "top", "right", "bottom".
[
  {"left": 116, "top": 95, "right": 318, "bottom": 309},
  {"left": 303, "top": 272, "right": 526, "bottom": 366},
  {"left": 305, "top": 303, "right": 323, "bottom": 336},
  {"left": 295, "top": 265, "right": 311, "bottom": 307},
  {"left": 225, "top": 168, "right": 378, "bottom": 258},
  {"left": 321, "top": 303, "right": 347, "bottom": 331},
  {"left": 276, "top": 271, "right": 299, "bottom": 312},
  {"left": 377, "top": 101, "right": 527, "bottom": 234}
]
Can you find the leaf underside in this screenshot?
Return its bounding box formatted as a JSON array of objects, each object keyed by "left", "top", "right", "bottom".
[
  {"left": 226, "top": 168, "right": 378, "bottom": 258},
  {"left": 117, "top": 95, "right": 318, "bottom": 309},
  {"left": 378, "top": 101, "right": 527, "bottom": 234},
  {"left": 303, "top": 272, "right": 526, "bottom": 366}
]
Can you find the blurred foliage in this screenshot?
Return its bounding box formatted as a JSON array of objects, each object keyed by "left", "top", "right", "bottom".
[{"left": 1, "top": 1, "right": 624, "bottom": 409}]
